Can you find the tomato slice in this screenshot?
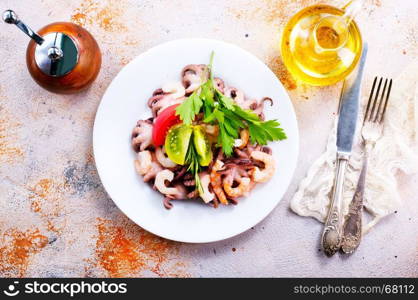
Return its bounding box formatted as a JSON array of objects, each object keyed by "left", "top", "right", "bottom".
[
  {"left": 165, "top": 124, "right": 193, "bottom": 165},
  {"left": 152, "top": 104, "right": 181, "bottom": 146},
  {"left": 193, "top": 125, "right": 212, "bottom": 166}
]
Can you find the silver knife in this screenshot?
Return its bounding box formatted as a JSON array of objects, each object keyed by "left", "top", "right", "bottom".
[{"left": 321, "top": 44, "right": 368, "bottom": 257}]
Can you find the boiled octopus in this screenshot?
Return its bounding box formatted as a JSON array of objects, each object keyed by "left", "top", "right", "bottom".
[
  {"left": 147, "top": 83, "right": 185, "bottom": 117},
  {"left": 223, "top": 85, "right": 273, "bottom": 120},
  {"left": 181, "top": 64, "right": 209, "bottom": 94},
  {"left": 132, "top": 119, "right": 153, "bottom": 152}
]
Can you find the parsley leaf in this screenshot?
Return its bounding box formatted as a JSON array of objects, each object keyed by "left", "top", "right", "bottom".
[
  {"left": 232, "top": 105, "right": 260, "bottom": 121},
  {"left": 216, "top": 91, "right": 235, "bottom": 110},
  {"left": 236, "top": 107, "right": 287, "bottom": 145},
  {"left": 176, "top": 91, "right": 202, "bottom": 125},
  {"left": 259, "top": 120, "right": 287, "bottom": 141},
  {"left": 203, "top": 107, "right": 224, "bottom": 123},
  {"left": 218, "top": 123, "right": 235, "bottom": 156}
]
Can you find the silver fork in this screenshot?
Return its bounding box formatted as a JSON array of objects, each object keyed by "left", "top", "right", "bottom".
[{"left": 341, "top": 77, "right": 393, "bottom": 254}]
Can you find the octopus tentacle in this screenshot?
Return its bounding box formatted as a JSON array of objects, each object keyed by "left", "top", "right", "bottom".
[
  {"left": 187, "top": 190, "right": 199, "bottom": 199},
  {"left": 184, "top": 179, "right": 196, "bottom": 187},
  {"left": 132, "top": 120, "right": 153, "bottom": 152},
  {"left": 148, "top": 93, "right": 184, "bottom": 117},
  {"left": 153, "top": 88, "right": 164, "bottom": 96},
  {"left": 173, "top": 165, "right": 188, "bottom": 181},
  {"left": 252, "top": 97, "right": 274, "bottom": 120},
  {"left": 261, "top": 97, "right": 273, "bottom": 106},
  {"left": 148, "top": 94, "right": 164, "bottom": 108},
  {"left": 214, "top": 77, "right": 225, "bottom": 93},
  {"left": 163, "top": 197, "right": 173, "bottom": 209},
  {"left": 181, "top": 64, "right": 209, "bottom": 94},
  {"left": 224, "top": 86, "right": 258, "bottom": 110},
  {"left": 163, "top": 183, "right": 188, "bottom": 209},
  {"left": 261, "top": 146, "right": 272, "bottom": 155}
]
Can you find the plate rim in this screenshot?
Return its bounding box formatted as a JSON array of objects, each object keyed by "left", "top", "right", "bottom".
[{"left": 93, "top": 38, "right": 299, "bottom": 243}]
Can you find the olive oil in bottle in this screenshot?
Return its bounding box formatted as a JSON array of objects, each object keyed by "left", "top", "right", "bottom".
[{"left": 281, "top": 4, "right": 362, "bottom": 86}]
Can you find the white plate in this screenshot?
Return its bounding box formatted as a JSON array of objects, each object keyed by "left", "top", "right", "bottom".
[{"left": 93, "top": 39, "right": 299, "bottom": 243}]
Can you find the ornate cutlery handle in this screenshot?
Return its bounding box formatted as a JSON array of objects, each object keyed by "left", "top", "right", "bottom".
[
  {"left": 341, "top": 155, "right": 367, "bottom": 254},
  {"left": 322, "top": 152, "right": 349, "bottom": 256}
]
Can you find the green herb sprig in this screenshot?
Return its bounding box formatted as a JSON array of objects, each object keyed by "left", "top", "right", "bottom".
[
  {"left": 185, "top": 134, "right": 204, "bottom": 196},
  {"left": 176, "top": 52, "right": 287, "bottom": 156}
]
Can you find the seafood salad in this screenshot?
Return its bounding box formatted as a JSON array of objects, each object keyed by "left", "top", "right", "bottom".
[{"left": 131, "top": 53, "right": 287, "bottom": 209}]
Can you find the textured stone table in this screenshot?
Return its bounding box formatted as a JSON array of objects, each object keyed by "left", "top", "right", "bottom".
[{"left": 0, "top": 0, "right": 417, "bottom": 277}]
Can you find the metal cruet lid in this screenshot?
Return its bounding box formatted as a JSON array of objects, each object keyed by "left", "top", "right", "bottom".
[{"left": 3, "top": 9, "right": 79, "bottom": 77}]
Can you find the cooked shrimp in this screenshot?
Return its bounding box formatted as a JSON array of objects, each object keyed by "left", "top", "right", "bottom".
[
  {"left": 135, "top": 151, "right": 163, "bottom": 182},
  {"left": 134, "top": 151, "right": 152, "bottom": 175},
  {"left": 203, "top": 124, "right": 219, "bottom": 136},
  {"left": 203, "top": 124, "right": 219, "bottom": 143},
  {"left": 250, "top": 150, "right": 276, "bottom": 183},
  {"left": 223, "top": 177, "right": 251, "bottom": 198},
  {"left": 210, "top": 160, "right": 228, "bottom": 205},
  {"left": 143, "top": 161, "right": 163, "bottom": 182},
  {"left": 234, "top": 129, "right": 249, "bottom": 149},
  {"left": 221, "top": 165, "right": 251, "bottom": 198},
  {"left": 140, "top": 152, "right": 163, "bottom": 182},
  {"left": 155, "top": 146, "right": 177, "bottom": 168},
  {"left": 199, "top": 172, "right": 215, "bottom": 203}
]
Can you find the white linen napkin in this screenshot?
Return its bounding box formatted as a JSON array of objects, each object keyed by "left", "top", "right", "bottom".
[{"left": 290, "top": 63, "right": 418, "bottom": 233}]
